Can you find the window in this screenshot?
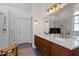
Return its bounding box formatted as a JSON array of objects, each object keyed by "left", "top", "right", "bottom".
[{"left": 74, "top": 11, "right": 79, "bottom": 31}]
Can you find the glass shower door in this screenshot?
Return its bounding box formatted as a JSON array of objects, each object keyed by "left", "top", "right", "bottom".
[{"left": 9, "top": 12, "right": 19, "bottom": 45}]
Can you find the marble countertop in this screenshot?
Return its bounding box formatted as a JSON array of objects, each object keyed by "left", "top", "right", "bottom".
[{"left": 35, "top": 33, "right": 79, "bottom": 50}]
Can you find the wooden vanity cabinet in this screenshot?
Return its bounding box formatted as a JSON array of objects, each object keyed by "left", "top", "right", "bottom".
[
  {"left": 43, "top": 39, "right": 51, "bottom": 56},
  {"left": 35, "top": 35, "right": 51, "bottom": 56},
  {"left": 35, "top": 35, "right": 71, "bottom": 56},
  {"left": 35, "top": 35, "right": 79, "bottom": 56}
]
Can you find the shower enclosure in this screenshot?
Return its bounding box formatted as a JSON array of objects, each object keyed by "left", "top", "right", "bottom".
[
  {"left": 0, "top": 9, "right": 32, "bottom": 49},
  {"left": 0, "top": 9, "right": 10, "bottom": 49}
]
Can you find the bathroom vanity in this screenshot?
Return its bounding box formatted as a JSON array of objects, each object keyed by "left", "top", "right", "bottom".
[{"left": 34, "top": 34, "right": 79, "bottom": 56}]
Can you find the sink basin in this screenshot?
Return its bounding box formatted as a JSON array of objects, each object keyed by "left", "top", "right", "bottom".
[{"left": 54, "top": 38, "right": 67, "bottom": 41}]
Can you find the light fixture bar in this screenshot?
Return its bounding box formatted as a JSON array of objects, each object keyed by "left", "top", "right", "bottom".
[{"left": 47, "top": 3, "right": 64, "bottom": 14}]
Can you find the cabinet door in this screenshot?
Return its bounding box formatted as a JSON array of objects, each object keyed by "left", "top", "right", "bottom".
[
  {"left": 43, "top": 46, "right": 51, "bottom": 56},
  {"left": 43, "top": 39, "right": 51, "bottom": 56},
  {"left": 35, "top": 35, "right": 44, "bottom": 52},
  {"left": 50, "top": 42, "right": 55, "bottom": 56},
  {"left": 34, "top": 35, "right": 51, "bottom": 56},
  {"left": 43, "top": 39, "right": 51, "bottom": 46},
  {"left": 35, "top": 36, "right": 40, "bottom": 49},
  {"left": 54, "top": 43, "right": 70, "bottom": 56},
  {"left": 34, "top": 36, "right": 38, "bottom": 46}
]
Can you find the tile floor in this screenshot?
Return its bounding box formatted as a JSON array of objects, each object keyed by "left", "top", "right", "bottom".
[{"left": 17, "top": 43, "right": 42, "bottom": 56}]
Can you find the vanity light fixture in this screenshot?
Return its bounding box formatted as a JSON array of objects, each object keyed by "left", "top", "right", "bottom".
[
  {"left": 47, "top": 3, "right": 64, "bottom": 14},
  {"left": 46, "top": 21, "right": 49, "bottom": 25},
  {"left": 34, "top": 20, "right": 38, "bottom": 24}
]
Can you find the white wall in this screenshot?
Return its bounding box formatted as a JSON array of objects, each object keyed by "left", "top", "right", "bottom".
[{"left": 31, "top": 4, "right": 51, "bottom": 47}]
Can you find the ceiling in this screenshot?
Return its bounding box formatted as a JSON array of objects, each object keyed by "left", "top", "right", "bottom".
[
  {"left": 0, "top": 3, "right": 52, "bottom": 11},
  {"left": 0, "top": 3, "right": 53, "bottom": 17},
  {"left": 50, "top": 3, "right": 77, "bottom": 20},
  {"left": 0, "top": 3, "right": 77, "bottom": 20},
  {"left": 0, "top": 3, "right": 32, "bottom": 11}
]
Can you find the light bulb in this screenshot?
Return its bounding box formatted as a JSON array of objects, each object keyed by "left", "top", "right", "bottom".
[
  {"left": 52, "top": 7, "right": 55, "bottom": 10},
  {"left": 55, "top": 6, "right": 59, "bottom": 11},
  {"left": 59, "top": 3, "right": 63, "bottom": 8},
  {"left": 46, "top": 3, "right": 64, "bottom": 14},
  {"left": 49, "top": 9, "right": 53, "bottom": 13},
  {"left": 47, "top": 9, "right": 52, "bottom": 14},
  {"left": 57, "top": 4, "right": 61, "bottom": 8},
  {"left": 52, "top": 10, "right": 55, "bottom": 13}
]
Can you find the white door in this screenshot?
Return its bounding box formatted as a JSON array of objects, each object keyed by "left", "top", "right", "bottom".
[{"left": 19, "top": 17, "right": 32, "bottom": 44}]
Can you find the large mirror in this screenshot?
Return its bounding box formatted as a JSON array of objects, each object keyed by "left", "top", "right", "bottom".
[{"left": 49, "top": 3, "right": 79, "bottom": 36}]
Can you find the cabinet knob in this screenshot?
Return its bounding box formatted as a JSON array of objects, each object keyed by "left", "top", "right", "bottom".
[{"left": 44, "top": 48, "right": 46, "bottom": 50}]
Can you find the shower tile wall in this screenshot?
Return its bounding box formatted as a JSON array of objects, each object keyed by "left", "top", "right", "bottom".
[
  {"left": 0, "top": 12, "right": 9, "bottom": 49},
  {"left": 0, "top": 10, "right": 19, "bottom": 49}
]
